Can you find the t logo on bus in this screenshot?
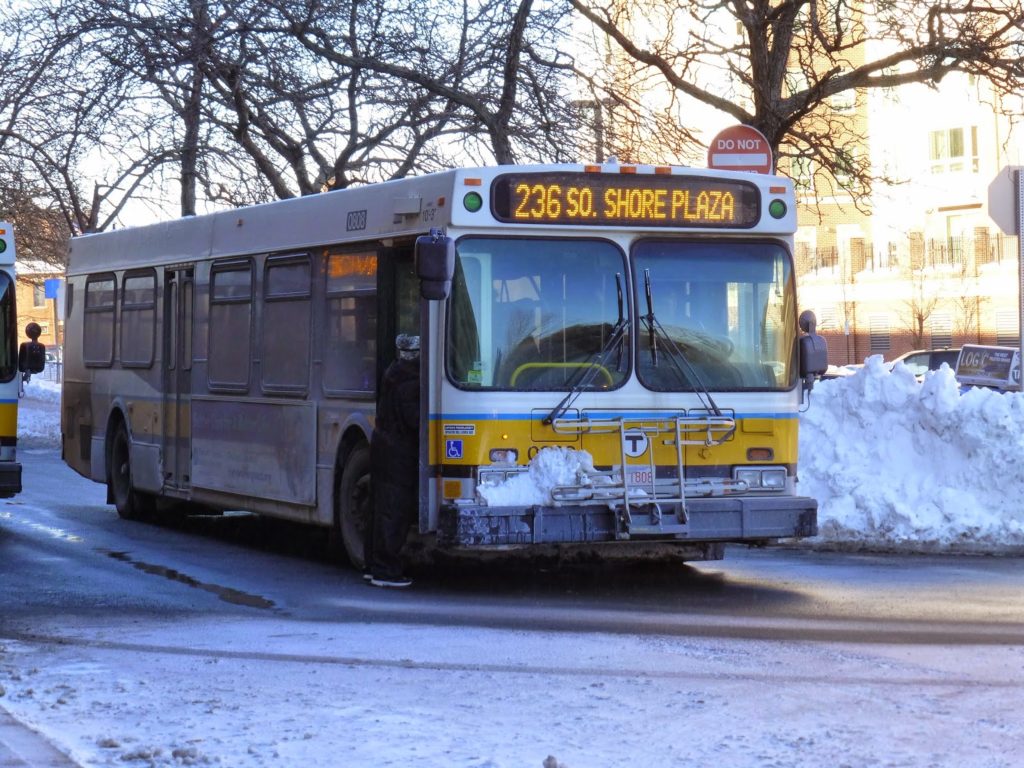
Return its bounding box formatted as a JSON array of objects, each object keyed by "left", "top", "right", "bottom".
[{"left": 622, "top": 429, "right": 649, "bottom": 458}]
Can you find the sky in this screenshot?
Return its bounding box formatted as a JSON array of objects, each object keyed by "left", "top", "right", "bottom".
[{"left": 2, "top": 364, "right": 1023, "bottom": 767}]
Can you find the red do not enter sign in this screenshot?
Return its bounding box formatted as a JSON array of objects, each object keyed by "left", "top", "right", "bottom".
[{"left": 707, "top": 125, "right": 773, "bottom": 174}]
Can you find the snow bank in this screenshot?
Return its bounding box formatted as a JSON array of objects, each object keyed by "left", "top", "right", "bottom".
[
  {"left": 17, "top": 377, "right": 61, "bottom": 446},
  {"left": 800, "top": 355, "right": 1024, "bottom": 553}
]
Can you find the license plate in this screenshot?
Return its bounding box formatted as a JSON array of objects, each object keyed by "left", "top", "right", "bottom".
[{"left": 627, "top": 468, "right": 655, "bottom": 486}]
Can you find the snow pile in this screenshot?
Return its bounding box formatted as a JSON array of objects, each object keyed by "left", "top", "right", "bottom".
[
  {"left": 801, "top": 355, "right": 1024, "bottom": 552},
  {"left": 478, "top": 445, "right": 602, "bottom": 506},
  {"left": 17, "top": 377, "right": 61, "bottom": 446}
]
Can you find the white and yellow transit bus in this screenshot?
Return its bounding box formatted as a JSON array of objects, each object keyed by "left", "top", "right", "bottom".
[
  {"left": 0, "top": 223, "right": 47, "bottom": 497},
  {"left": 61, "top": 162, "right": 827, "bottom": 566}
]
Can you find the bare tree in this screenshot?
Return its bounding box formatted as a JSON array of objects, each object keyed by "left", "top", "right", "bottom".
[
  {"left": 0, "top": 169, "right": 72, "bottom": 269},
  {"left": 274, "top": 0, "right": 578, "bottom": 175},
  {"left": 1, "top": 2, "right": 184, "bottom": 232},
  {"left": 901, "top": 261, "right": 941, "bottom": 348},
  {"left": 571, "top": 0, "right": 1024, "bottom": 197}
]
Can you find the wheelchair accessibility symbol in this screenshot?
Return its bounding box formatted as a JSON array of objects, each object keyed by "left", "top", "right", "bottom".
[{"left": 445, "top": 439, "right": 464, "bottom": 459}]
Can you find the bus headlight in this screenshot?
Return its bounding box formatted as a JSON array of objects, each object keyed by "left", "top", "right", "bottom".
[
  {"left": 489, "top": 448, "right": 518, "bottom": 464},
  {"left": 735, "top": 468, "right": 760, "bottom": 489},
  {"left": 733, "top": 466, "right": 787, "bottom": 491},
  {"left": 761, "top": 468, "right": 787, "bottom": 489}
]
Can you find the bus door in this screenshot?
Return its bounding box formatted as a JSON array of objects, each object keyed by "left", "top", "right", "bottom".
[
  {"left": 376, "top": 246, "right": 425, "bottom": 524},
  {"left": 163, "top": 267, "right": 194, "bottom": 490}
]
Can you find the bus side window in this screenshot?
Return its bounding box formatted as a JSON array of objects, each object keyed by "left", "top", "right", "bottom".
[
  {"left": 324, "top": 249, "right": 377, "bottom": 394},
  {"left": 83, "top": 274, "right": 116, "bottom": 367},
  {"left": 209, "top": 260, "right": 253, "bottom": 392}
]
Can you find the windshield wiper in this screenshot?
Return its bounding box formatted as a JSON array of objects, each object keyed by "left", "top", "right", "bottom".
[
  {"left": 640, "top": 268, "right": 725, "bottom": 419},
  {"left": 544, "top": 273, "right": 628, "bottom": 425}
]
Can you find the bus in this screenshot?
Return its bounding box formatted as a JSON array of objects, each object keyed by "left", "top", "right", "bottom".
[
  {"left": 60, "top": 163, "right": 828, "bottom": 566},
  {"left": 0, "top": 222, "right": 48, "bottom": 498}
]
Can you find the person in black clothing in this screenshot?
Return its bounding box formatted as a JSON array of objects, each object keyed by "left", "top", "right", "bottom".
[{"left": 366, "top": 333, "right": 421, "bottom": 588}]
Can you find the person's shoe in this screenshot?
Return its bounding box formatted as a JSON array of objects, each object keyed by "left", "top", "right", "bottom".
[
  {"left": 361, "top": 570, "right": 373, "bottom": 581},
  {"left": 369, "top": 574, "right": 413, "bottom": 588}
]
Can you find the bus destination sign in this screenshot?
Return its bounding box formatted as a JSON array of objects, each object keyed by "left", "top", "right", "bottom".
[{"left": 490, "top": 172, "right": 760, "bottom": 228}]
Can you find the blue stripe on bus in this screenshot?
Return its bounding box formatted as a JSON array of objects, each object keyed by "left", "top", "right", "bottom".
[{"left": 430, "top": 411, "right": 800, "bottom": 421}]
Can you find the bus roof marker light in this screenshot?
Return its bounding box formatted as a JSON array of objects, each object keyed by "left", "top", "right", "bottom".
[
  {"left": 768, "top": 199, "right": 787, "bottom": 219},
  {"left": 463, "top": 191, "right": 483, "bottom": 213}
]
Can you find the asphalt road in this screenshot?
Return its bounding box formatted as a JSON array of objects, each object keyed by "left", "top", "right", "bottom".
[{"left": 3, "top": 447, "right": 1024, "bottom": 646}]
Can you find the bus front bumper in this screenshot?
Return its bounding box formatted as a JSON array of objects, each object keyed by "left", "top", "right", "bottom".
[
  {"left": 437, "top": 496, "right": 818, "bottom": 548},
  {"left": 0, "top": 462, "right": 22, "bottom": 498}
]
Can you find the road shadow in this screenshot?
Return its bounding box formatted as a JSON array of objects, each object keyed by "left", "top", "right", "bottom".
[{"left": 139, "top": 509, "right": 806, "bottom": 613}]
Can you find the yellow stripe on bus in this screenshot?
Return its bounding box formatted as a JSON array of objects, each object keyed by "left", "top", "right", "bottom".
[
  {"left": 0, "top": 402, "right": 17, "bottom": 439},
  {"left": 430, "top": 417, "right": 799, "bottom": 466}
]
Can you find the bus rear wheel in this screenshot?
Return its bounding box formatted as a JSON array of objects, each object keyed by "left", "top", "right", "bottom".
[
  {"left": 109, "top": 424, "right": 154, "bottom": 520},
  {"left": 336, "top": 443, "right": 372, "bottom": 570}
]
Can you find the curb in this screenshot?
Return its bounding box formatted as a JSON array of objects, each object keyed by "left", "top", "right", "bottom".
[{"left": 0, "top": 709, "right": 79, "bottom": 767}]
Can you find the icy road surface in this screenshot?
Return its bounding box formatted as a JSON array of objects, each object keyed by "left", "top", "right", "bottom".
[{"left": 2, "top": 447, "right": 1022, "bottom": 767}]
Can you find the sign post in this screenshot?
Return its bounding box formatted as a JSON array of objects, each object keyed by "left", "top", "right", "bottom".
[
  {"left": 987, "top": 165, "right": 1024, "bottom": 387},
  {"left": 707, "top": 125, "right": 773, "bottom": 175}
]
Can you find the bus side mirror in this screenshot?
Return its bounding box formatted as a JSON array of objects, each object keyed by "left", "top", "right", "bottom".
[
  {"left": 415, "top": 229, "right": 455, "bottom": 300},
  {"left": 798, "top": 310, "right": 828, "bottom": 387},
  {"left": 19, "top": 322, "right": 46, "bottom": 375}
]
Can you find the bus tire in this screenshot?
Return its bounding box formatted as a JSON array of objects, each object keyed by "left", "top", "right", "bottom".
[
  {"left": 109, "top": 423, "right": 155, "bottom": 521},
  {"left": 335, "top": 442, "right": 372, "bottom": 570}
]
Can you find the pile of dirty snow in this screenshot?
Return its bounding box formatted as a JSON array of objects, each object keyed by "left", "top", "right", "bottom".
[
  {"left": 800, "top": 355, "right": 1024, "bottom": 553},
  {"left": 478, "top": 446, "right": 604, "bottom": 506}
]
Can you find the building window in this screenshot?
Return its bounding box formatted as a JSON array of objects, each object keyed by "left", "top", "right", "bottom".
[
  {"left": 791, "top": 156, "right": 814, "bottom": 194},
  {"left": 834, "top": 149, "right": 856, "bottom": 186},
  {"left": 996, "top": 310, "right": 1019, "bottom": 347},
  {"left": 869, "top": 315, "right": 890, "bottom": 354},
  {"left": 33, "top": 283, "right": 46, "bottom": 308},
  {"left": 785, "top": 69, "right": 809, "bottom": 97},
  {"left": 818, "top": 305, "right": 838, "bottom": 332},
  {"left": 929, "top": 126, "right": 978, "bottom": 173},
  {"left": 930, "top": 313, "right": 952, "bottom": 349},
  {"left": 830, "top": 88, "right": 856, "bottom": 113}
]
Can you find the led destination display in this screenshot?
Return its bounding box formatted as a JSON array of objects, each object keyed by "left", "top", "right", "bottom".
[{"left": 490, "top": 172, "right": 761, "bottom": 228}]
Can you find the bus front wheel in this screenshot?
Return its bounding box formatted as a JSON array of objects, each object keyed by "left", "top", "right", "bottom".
[
  {"left": 109, "top": 424, "right": 154, "bottom": 520},
  {"left": 336, "top": 443, "right": 372, "bottom": 570}
]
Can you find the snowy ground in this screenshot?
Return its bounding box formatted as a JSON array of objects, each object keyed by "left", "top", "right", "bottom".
[
  {"left": 1, "top": 617, "right": 1020, "bottom": 768},
  {"left": 3, "top": 370, "right": 1024, "bottom": 767},
  {"left": 14, "top": 357, "right": 1024, "bottom": 555}
]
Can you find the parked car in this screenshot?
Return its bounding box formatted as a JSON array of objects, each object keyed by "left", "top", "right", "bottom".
[
  {"left": 821, "top": 363, "right": 863, "bottom": 380},
  {"left": 887, "top": 348, "right": 961, "bottom": 379}
]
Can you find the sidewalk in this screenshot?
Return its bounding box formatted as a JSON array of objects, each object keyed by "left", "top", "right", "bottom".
[{"left": 0, "top": 709, "right": 78, "bottom": 767}]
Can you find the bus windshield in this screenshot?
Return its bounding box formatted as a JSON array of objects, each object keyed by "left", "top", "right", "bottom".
[
  {"left": 448, "top": 237, "right": 629, "bottom": 391},
  {"left": 633, "top": 240, "right": 796, "bottom": 391}
]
